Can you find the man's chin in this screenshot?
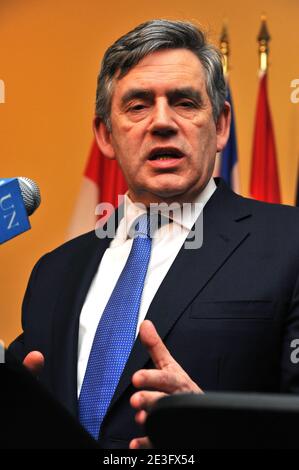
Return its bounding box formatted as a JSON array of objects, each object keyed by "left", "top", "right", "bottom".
[
  {"left": 154, "top": 188, "right": 185, "bottom": 199},
  {"left": 130, "top": 179, "right": 204, "bottom": 205},
  {"left": 147, "top": 186, "right": 192, "bottom": 204}
]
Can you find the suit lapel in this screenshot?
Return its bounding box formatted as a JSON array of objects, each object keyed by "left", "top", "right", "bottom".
[
  {"left": 51, "top": 206, "right": 127, "bottom": 416},
  {"left": 109, "top": 180, "right": 252, "bottom": 409},
  {"left": 51, "top": 232, "right": 111, "bottom": 417}
]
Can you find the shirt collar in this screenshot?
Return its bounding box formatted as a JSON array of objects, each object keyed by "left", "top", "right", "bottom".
[{"left": 115, "top": 177, "right": 216, "bottom": 242}]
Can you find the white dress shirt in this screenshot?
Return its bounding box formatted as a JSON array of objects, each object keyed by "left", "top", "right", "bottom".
[{"left": 77, "top": 178, "right": 216, "bottom": 395}]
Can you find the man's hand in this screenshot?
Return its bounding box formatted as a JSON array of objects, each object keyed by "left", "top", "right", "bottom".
[
  {"left": 129, "top": 320, "right": 203, "bottom": 449},
  {"left": 23, "top": 350, "right": 44, "bottom": 375}
]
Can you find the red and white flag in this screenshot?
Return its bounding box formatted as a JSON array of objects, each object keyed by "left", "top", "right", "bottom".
[
  {"left": 67, "top": 140, "right": 127, "bottom": 240},
  {"left": 250, "top": 72, "right": 281, "bottom": 203}
]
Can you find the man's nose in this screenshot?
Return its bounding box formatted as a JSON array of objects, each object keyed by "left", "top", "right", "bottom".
[{"left": 149, "top": 101, "right": 178, "bottom": 137}]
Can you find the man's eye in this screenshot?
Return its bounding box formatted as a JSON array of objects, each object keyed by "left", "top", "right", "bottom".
[
  {"left": 177, "top": 101, "right": 196, "bottom": 108},
  {"left": 129, "top": 104, "right": 147, "bottom": 111}
]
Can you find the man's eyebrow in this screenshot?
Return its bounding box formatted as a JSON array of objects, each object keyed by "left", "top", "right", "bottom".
[
  {"left": 121, "top": 89, "right": 154, "bottom": 106},
  {"left": 166, "top": 87, "right": 203, "bottom": 104},
  {"left": 120, "top": 87, "right": 203, "bottom": 107}
]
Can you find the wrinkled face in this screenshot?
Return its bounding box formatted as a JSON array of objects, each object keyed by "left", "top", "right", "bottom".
[{"left": 96, "top": 48, "right": 230, "bottom": 205}]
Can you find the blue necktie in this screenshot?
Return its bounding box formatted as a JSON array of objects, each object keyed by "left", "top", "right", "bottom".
[{"left": 78, "top": 213, "right": 152, "bottom": 440}]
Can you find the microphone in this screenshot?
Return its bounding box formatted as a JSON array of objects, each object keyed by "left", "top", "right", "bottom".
[
  {"left": 0, "top": 177, "right": 41, "bottom": 244},
  {"left": 17, "top": 177, "right": 41, "bottom": 216}
]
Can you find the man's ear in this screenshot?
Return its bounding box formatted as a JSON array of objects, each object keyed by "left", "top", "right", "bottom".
[
  {"left": 216, "top": 101, "right": 231, "bottom": 153},
  {"left": 93, "top": 116, "right": 116, "bottom": 160}
]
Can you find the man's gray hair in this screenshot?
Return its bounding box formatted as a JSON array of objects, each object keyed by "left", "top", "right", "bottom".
[{"left": 95, "top": 19, "right": 226, "bottom": 129}]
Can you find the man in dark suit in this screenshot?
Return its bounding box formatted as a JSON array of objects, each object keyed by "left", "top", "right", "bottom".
[{"left": 9, "top": 19, "right": 299, "bottom": 449}]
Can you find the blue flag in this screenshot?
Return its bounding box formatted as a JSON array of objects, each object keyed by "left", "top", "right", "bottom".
[{"left": 220, "top": 83, "right": 239, "bottom": 190}]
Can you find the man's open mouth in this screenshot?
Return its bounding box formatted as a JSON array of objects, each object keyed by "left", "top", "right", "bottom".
[{"left": 148, "top": 148, "right": 184, "bottom": 161}]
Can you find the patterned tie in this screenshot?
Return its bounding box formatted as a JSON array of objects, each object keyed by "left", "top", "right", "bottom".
[{"left": 78, "top": 213, "right": 152, "bottom": 440}]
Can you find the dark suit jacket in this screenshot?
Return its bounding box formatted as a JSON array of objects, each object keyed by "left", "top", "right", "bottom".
[{"left": 9, "top": 178, "right": 299, "bottom": 448}]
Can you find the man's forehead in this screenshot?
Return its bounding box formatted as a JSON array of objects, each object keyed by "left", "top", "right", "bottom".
[
  {"left": 113, "top": 49, "right": 206, "bottom": 97},
  {"left": 114, "top": 49, "right": 204, "bottom": 80}
]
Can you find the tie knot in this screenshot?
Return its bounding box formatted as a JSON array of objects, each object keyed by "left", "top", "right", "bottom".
[
  {"left": 130, "top": 213, "right": 170, "bottom": 239},
  {"left": 132, "top": 213, "right": 151, "bottom": 238}
]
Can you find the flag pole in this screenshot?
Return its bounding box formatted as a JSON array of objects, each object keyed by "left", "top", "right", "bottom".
[
  {"left": 214, "top": 20, "right": 240, "bottom": 194},
  {"left": 213, "top": 22, "right": 230, "bottom": 179},
  {"left": 257, "top": 14, "right": 270, "bottom": 73},
  {"left": 219, "top": 20, "right": 229, "bottom": 77},
  {"left": 250, "top": 15, "right": 281, "bottom": 203}
]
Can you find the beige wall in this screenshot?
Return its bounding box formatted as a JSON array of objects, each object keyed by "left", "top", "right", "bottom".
[{"left": 1, "top": 0, "right": 299, "bottom": 345}]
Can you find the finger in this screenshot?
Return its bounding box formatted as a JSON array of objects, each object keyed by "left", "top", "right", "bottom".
[
  {"left": 23, "top": 351, "right": 44, "bottom": 375},
  {"left": 130, "top": 390, "right": 167, "bottom": 411},
  {"left": 139, "top": 320, "right": 178, "bottom": 369},
  {"left": 134, "top": 410, "right": 148, "bottom": 425},
  {"left": 132, "top": 368, "right": 183, "bottom": 394},
  {"left": 129, "top": 437, "right": 152, "bottom": 449}
]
